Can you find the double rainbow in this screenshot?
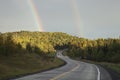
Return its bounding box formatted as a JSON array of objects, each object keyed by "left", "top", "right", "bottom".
[{"left": 26, "top": 0, "right": 82, "bottom": 36}]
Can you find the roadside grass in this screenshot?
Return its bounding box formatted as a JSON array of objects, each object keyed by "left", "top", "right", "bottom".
[
  {"left": 96, "top": 62, "right": 120, "bottom": 74},
  {"left": 0, "top": 53, "right": 64, "bottom": 80}
]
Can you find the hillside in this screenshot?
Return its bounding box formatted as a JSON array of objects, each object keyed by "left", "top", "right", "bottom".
[
  {"left": 0, "top": 31, "right": 120, "bottom": 62},
  {"left": 0, "top": 31, "right": 120, "bottom": 79}
]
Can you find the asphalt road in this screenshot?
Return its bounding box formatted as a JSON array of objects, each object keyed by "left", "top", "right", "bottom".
[{"left": 13, "top": 51, "right": 112, "bottom": 80}]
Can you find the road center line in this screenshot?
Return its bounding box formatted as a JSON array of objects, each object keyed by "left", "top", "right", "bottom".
[
  {"left": 50, "top": 62, "right": 80, "bottom": 80},
  {"left": 95, "top": 65, "right": 100, "bottom": 80}
]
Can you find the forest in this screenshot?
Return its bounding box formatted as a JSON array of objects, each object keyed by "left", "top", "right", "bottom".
[{"left": 0, "top": 31, "right": 120, "bottom": 63}]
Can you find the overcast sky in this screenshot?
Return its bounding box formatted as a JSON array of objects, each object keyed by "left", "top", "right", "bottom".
[{"left": 0, "top": 0, "right": 120, "bottom": 39}]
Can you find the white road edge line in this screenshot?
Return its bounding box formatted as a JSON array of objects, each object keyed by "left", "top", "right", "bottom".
[
  {"left": 50, "top": 62, "right": 80, "bottom": 80},
  {"left": 95, "top": 65, "right": 101, "bottom": 80}
]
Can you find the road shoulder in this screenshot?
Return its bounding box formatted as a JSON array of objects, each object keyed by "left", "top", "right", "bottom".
[{"left": 98, "top": 65, "right": 120, "bottom": 80}]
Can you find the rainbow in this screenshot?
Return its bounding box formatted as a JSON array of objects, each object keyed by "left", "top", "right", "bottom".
[
  {"left": 27, "top": 0, "right": 44, "bottom": 32},
  {"left": 26, "top": 0, "right": 82, "bottom": 35},
  {"left": 70, "top": 0, "right": 83, "bottom": 37}
]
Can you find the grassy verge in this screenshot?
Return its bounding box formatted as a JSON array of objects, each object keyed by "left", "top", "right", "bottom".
[{"left": 0, "top": 53, "right": 65, "bottom": 80}]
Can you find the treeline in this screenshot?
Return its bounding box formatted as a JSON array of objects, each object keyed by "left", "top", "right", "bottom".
[
  {"left": 67, "top": 38, "right": 120, "bottom": 63},
  {"left": 0, "top": 31, "right": 71, "bottom": 57},
  {"left": 0, "top": 31, "right": 120, "bottom": 62}
]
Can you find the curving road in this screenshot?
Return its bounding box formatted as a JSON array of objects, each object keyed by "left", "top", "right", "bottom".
[{"left": 13, "top": 51, "right": 112, "bottom": 80}]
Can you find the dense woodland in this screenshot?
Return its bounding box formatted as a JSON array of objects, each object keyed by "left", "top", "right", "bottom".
[{"left": 0, "top": 31, "right": 120, "bottom": 62}]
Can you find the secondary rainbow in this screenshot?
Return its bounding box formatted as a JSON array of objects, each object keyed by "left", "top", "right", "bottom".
[
  {"left": 70, "top": 0, "right": 83, "bottom": 37},
  {"left": 27, "top": 0, "right": 44, "bottom": 32}
]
